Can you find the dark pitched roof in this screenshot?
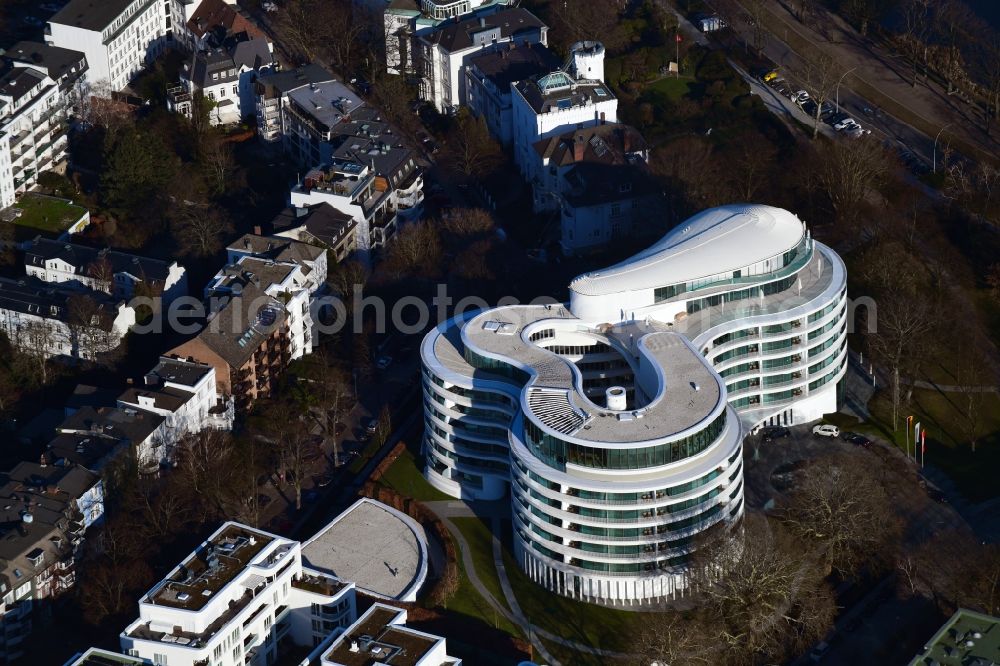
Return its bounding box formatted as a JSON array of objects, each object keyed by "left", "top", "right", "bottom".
[
  {"left": 3, "top": 42, "right": 87, "bottom": 83},
  {"left": 44, "top": 432, "right": 123, "bottom": 470},
  {"left": 533, "top": 123, "right": 647, "bottom": 167},
  {"left": 0, "top": 277, "right": 123, "bottom": 328},
  {"left": 65, "top": 384, "right": 121, "bottom": 413},
  {"left": 24, "top": 238, "right": 175, "bottom": 283},
  {"left": 195, "top": 285, "right": 288, "bottom": 368},
  {"left": 188, "top": 0, "right": 267, "bottom": 42},
  {"left": 271, "top": 204, "right": 357, "bottom": 248},
  {"left": 188, "top": 39, "right": 271, "bottom": 89},
  {"left": 561, "top": 161, "right": 660, "bottom": 207},
  {"left": 425, "top": 8, "right": 546, "bottom": 53},
  {"left": 4, "top": 462, "right": 99, "bottom": 500},
  {"left": 227, "top": 234, "right": 324, "bottom": 264},
  {"left": 50, "top": 0, "right": 136, "bottom": 31},
  {"left": 468, "top": 42, "right": 559, "bottom": 89},
  {"left": 328, "top": 106, "right": 420, "bottom": 189}
]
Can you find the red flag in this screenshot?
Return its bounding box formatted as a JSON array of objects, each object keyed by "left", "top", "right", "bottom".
[
  {"left": 921, "top": 430, "right": 926, "bottom": 455},
  {"left": 676, "top": 33, "right": 683, "bottom": 43}
]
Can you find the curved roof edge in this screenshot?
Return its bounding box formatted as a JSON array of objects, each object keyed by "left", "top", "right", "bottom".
[{"left": 569, "top": 204, "right": 807, "bottom": 298}]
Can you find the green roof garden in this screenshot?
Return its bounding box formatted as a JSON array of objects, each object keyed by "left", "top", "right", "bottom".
[{"left": 4, "top": 192, "right": 89, "bottom": 237}]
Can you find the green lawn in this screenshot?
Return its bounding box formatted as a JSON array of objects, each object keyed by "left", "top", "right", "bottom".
[
  {"left": 11, "top": 193, "right": 86, "bottom": 233},
  {"left": 441, "top": 539, "right": 520, "bottom": 637},
  {"left": 347, "top": 437, "right": 385, "bottom": 475},
  {"left": 451, "top": 517, "right": 512, "bottom": 615},
  {"left": 846, "top": 388, "right": 1000, "bottom": 502},
  {"left": 500, "top": 545, "right": 655, "bottom": 653},
  {"left": 377, "top": 448, "right": 453, "bottom": 502},
  {"left": 644, "top": 75, "right": 696, "bottom": 102}
]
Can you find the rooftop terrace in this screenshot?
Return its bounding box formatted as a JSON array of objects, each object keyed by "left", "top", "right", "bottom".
[
  {"left": 147, "top": 524, "right": 273, "bottom": 611},
  {"left": 323, "top": 606, "right": 439, "bottom": 666}
]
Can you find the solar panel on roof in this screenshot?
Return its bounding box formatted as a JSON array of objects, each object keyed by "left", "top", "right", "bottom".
[{"left": 595, "top": 88, "right": 607, "bottom": 96}]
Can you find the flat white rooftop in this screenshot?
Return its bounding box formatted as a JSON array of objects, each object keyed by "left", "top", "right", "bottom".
[{"left": 301, "top": 498, "right": 428, "bottom": 602}]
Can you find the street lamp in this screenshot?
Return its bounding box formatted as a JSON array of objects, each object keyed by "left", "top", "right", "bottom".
[
  {"left": 835, "top": 67, "right": 857, "bottom": 114},
  {"left": 933, "top": 123, "right": 953, "bottom": 173}
]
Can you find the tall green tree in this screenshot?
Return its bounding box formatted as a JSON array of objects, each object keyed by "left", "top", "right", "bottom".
[{"left": 101, "top": 128, "right": 178, "bottom": 213}]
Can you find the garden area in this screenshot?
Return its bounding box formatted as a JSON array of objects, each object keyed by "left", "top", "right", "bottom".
[{"left": 6, "top": 192, "right": 89, "bottom": 238}]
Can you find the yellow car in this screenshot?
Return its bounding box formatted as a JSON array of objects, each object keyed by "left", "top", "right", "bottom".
[{"left": 763, "top": 69, "right": 780, "bottom": 83}]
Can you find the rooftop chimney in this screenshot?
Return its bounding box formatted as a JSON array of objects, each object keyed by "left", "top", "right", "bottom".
[
  {"left": 622, "top": 128, "right": 631, "bottom": 153},
  {"left": 573, "top": 135, "right": 585, "bottom": 162}
]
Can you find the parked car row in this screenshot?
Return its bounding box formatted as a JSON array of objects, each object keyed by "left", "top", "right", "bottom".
[{"left": 759, "top": 71, "right": 871, "bottom": 138}]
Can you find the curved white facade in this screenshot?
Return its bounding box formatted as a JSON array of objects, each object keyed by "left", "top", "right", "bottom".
[{"left": 419, "top": 204, "right": 848, "bottom": 604}]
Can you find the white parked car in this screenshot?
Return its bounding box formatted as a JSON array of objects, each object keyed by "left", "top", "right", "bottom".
[
  {"left": 834, "top": 117, "right": 858, "bottom": 131},
  {"left": 812, "top": 424, "right": 840, "bottom": 438},
  {"left": 791, "top": 90, "right": 810, "bottom": 104},
  {"left": 844, "top": 125, "right": 871, "bottom": 138}
]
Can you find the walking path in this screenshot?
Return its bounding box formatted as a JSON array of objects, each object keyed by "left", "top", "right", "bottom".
[
  {"left": 426, "top": 503, "right": 563, "bottom": 666},
  {"left": 423, "top": 501, "right": 634, "bottom": 664}
]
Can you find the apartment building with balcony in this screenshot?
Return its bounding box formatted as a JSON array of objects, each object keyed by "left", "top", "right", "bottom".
[
  {"left": 511, "top": 66, "right": 618, "bottom": 186},
  {"left": 0, "top": 277, "right": 136, "bottom": 361},
  {"left": 46, "top": 0, "right": 170, "bottom": 91},
  {"left": 254, "top": 64, "right": 337, "bottom": 144},
  {"left": 0, "top": 45, "right": 86, "bottom": 208},
  {"left": 290, "top": 160, "right": 408, "bottom": 263},
  {"left": 167, "top": 0, "right": 275, "bottom": 125},
  {"left": 254, "top": 66, "right": 364, "bottom": 166},
  {"left": 420, "top": 204, "right": 847, "bottom": 604},
  {"left": 118, "top": 356, "right": 234, "bottom": 443},
  {"left": 167, "top": 283, "right": 292, "bottom": 413},
  {"left": 24, "top": 237, "right": 188, "bottom": 306},
  {"left": 120, "top": 522, "right": 357, "bottom": 666},
  {"left": 204, "top": 237, "right": 325, "bottom": 362},
  {"left": 464, "top": 41, "right": 559, "bottom": 146},
  {"left": 376, "top": 0, "right": 514, "bottom": 75},
  {"left": 0, "top": 464, "right": 101, "bottom": 663},
  {"left": 56, "top": 404, "right": 169, "bottom": 471},
  {"left": 415, "top": 7, "right": 548, "bottom": 114}
]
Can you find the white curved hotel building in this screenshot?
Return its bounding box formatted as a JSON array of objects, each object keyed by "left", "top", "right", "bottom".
[{"left": 420, "top": 205, "right": 848, "bottom": 603}]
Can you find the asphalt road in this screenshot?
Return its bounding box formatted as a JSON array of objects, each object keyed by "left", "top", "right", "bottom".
[{"left": 703, "top": 1, "right": 944, "bottom": 169}]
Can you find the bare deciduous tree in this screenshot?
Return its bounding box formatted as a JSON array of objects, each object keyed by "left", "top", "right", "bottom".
[
  {"left": 634, "top": 612, "right": 715, "bottom": 666},
  {"left": 269, "top": 411, "right": 322, "bottom": 510},
  {"left": 861, "top": 242, "right": 941, "bottom": 430},
  {"left": 694, "top": 513, "right": 836, "bottom": 665},
  {"left": 447, "top": 110, "right": 503, "bottom": 181},
  {"left": 275, "top": 0, "right": 368, "bottom": 72},
  {"left": 816, "top": 136, "right": 890, "bottom": 226},
  {"left": 802, "top": 54, "right": 840, "bottom": 139},
  {"left": 168, "top": 202, "right": 233, "bottom": 257},
  {"left": 548, "top": 0, "right": 627, "bottom": 53},
  {"left": 382, "top": 221, "right": 442, "bottom": 279},
  {"left": 779, "top": 453, "right": 902, "bottom": 577}
]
